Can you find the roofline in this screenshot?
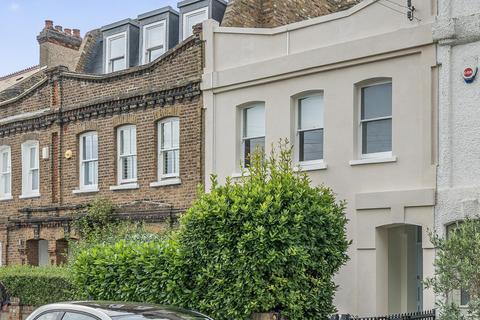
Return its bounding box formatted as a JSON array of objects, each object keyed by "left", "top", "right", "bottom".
[
  {"left": 138, "top": 6, "right": 179, "bottom": 20},
  {"left": 101, "top": 18, "right": 139, "bottom": 32},
  {"left": 0, "top": 65, "right": 43, "bottom": 81},
  {"left": 178, "top": 0, "right": 227, "bottom": 8}
]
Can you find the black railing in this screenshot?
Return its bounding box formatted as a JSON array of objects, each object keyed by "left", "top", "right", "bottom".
[{"left": 331, "top": 309, "right": 436, "bottom": 320}]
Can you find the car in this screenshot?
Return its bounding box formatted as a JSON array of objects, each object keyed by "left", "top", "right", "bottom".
[{"left": 25, "top": 302, "right": 213, "bottom": 320}]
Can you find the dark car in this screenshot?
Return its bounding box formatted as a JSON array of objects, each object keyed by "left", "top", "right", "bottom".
[{"left": 25, "top": 302, "right": 213, "bottom": 320}]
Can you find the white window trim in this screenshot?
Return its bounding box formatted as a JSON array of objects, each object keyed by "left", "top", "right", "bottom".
[
  {"left": 241, "top": 104, "right": 265, "bottom": 168},
  {"left": 105, "top": 32, "right": 127, "bottom": 73},
  {"left": 182, "top": 7, "right": 208, "bottom": 40},
  {"left": 0, "top": 146, "right": 11, "bottom": 200},
  {"left": 295, "top": 93, "right": 325, "bottom": 165},
  {"left": 110, "top": 182, "right": 139, "bottom": 191},
  {"left": 142, "top": 20, "right": 166, "bottom": 65},
  {"left": 150, "top": 178, "right": 181, "bottom": 188},
  {"left": 158, "top": 117, "right": 180, "bottom": 181},
  {"left": 358, "top": 80, "right": 393, "bottom": 160},
  {"left": 21, "top": 140, "right": 40, "bottom": 198},
  {"left": 79, "top": 132, "right": 98, "bottom": 192},
  {"left": 117, "top": 125, "right": 137, "bottom": 185}
]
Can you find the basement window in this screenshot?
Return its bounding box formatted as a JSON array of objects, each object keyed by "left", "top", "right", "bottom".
[{"left": 106, "top": 32, "right": 127, "bottom": 73}]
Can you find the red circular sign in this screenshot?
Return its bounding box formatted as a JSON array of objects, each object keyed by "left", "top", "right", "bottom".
[{"left": 464, "top": 68, "right": 474, "bottom": 78}]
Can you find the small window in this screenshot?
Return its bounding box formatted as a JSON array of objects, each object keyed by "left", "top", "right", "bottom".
[
  {"left": 158, "top": 118, "right": 180, "bottom": 179},
  {"left": 242, "top": 104, "right": 265, "bottom": 167},
  {"left": 143, "top": 21, "right": 166, "bottom": 64},
  {"left": 360, "top": 82, "right": 392, "bottom": 158},
  {"left": 21, "top": 140, "right": 40, "bottom": 197},
  {"left": 183, "top": 7, "right": 208, "bottom": 40},
  {"left": 297, "top": 94, "right": 324, "bottom": 162},
  {"left": 0, "top": 146, "right": 11, "bottom": 199},
  {"left": 106, "top": 33, "right": 127, "bottom": 73},
  {"left": 79, "top": 132, "right": 98, "bottom": 190},
  {"left": 117, "top": 125, "right": 137, "bottom": 184}
]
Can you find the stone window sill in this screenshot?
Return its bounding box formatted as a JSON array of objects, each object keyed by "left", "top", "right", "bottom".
[
  {"left": 349, "top": 156, "right": 397, "bottom": 166},
  {"left": 231, "top": 170, "right": 250, "bottom": 178},
  {"left": 19, "top": 193, "right": 41, "bottom": 199},
  {"left": 72, "top": 188, "right": 100, "bottom": 194},
  {"left": 150, "top": 178, "right": 182, "bottom": 187},
  {"left": 109, "top": 183, "right": 139, "bottom": 191},
  {"left": 0, "top": 195, "right": 13, "bottom": 202},
  {"left": 296, "top": 160, "right": 328, "bottom": 172}
]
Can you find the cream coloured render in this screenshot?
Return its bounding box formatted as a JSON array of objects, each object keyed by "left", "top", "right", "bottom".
[{"left": 202, "top": 0, "right": 438, "bottom": 316}]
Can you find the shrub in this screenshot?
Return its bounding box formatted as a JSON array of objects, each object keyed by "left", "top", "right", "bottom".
[
  {"left": 0, "top": 266, "right": 79, "bottom": 306},
  {"left": 425, "top": 218, "right": 480, "bottom": 320}
]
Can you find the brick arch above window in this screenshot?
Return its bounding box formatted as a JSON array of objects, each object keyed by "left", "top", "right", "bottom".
[
  {"left": 112, "top": 114, "right": 138, "bottom": 128},
  {"left": 73, "top": 123, "right": 99, "bottom": 136},
  {"left": 19, "top": 133, "right": 41, "bottom": 144},
  {"left": 154, "top": 105, "right": 181, "bottom": 121}
]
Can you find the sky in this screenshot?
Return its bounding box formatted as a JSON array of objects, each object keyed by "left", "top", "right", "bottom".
[{"left": 0, "top": 0, "right": 180, "bottom": 76}]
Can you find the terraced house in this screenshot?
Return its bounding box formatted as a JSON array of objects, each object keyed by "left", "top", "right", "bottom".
[{"left": 0, "top": 0, "right": 228, "bottom": 267}]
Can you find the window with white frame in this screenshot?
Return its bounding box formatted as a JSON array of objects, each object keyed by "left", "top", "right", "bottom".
[
  {"left": 21, "top": 140, "right": 40, "bottom": 197},
  {"left": 106, "top": 33, "right": 127, "bottom": 73},
  {"left": 360, "top": 82, "right": 392, "bottom": 158},
  {"left": 183, "top": 7, "right": 208, "bottom": 40},
  {"left": 158, "top": 118, "right": 180, "bottom": 179},
  {"left": 117, "top": 125, "right": 137, "bottom": 184},
  {"left": 242, "top": 104, "right": 265, "bottom": 167},
  {"left": 297, "top": 94, "right": 324, "bottom": 162},
  {"left": 79, "top": 132, "right": 98, "bottom": 190},
  {"left": 143, "top": 21, "right": 166, "bottom": 64},
  {"left": 0, "top": 146, "right": 11, "bottom": 199}
]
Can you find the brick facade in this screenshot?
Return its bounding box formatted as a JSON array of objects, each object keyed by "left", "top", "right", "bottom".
[
  {"left": 222, "top": 0, "right": 361, "bottom": 28},
  {"left": 0, "top": 29, "right": 204, "bottom": 266}
]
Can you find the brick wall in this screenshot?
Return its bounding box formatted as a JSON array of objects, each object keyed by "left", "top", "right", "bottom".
[
  {"left": 0, "top": 31, "right": 204, "bottom": 265},
  {"left": 222, "top": 0, "right": 361, "bottom": 28}
]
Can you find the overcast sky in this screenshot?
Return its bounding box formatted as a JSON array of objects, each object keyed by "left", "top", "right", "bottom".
[{"left": 0, "top": 0, "right": 180, "bottom": 76}]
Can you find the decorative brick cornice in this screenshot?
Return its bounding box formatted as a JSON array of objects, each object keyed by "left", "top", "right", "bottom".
[
  {"left": 0, "top": 81, "right": 201, "bottom": 138},
  {"left": 37, "top": 28, "right": 82, "bottom": 50}
]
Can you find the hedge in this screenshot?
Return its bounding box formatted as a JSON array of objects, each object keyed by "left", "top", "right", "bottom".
[{"left": 0, "top": 266, "right": 79, "bottom": 306}]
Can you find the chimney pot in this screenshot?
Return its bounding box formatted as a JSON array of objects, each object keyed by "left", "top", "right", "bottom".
[
  {"left": 73, "top": 29, "right": 81, "bottom": 38},
  {"left": 64, "top": 28, "right": 72, "bottom": 35},
  {"left": 55, "top": 25, "right": 63, "bottom": 32},
  {"left": 44, "top": 20, "right": 53, "bottom": 29}
]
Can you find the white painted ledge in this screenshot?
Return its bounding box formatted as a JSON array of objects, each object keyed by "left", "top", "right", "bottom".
[
  {"left": 72, "top": 188, "right": 99, "bottom": 194},
  {"left": 0, "top": 195, "right": 13, "bottom": 201},
  {"left": 297, "top": 160, "right": 328, "bottom": 172},
  {"left": 349, "top": 156, "right": 397, "bottom": 166},
  {"left": 231, "top": 170, "right": 250, "bottom": 178},
  {"left": 19, "top": 193, "right": 41, "bottom": 199},
  {"left": 109, "top": 183, "right": 139, "bottom": 191},
  {"left": 150, "top": 178, "right": 182, "bottom": 187}
]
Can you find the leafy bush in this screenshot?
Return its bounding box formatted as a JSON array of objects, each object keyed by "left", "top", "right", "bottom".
[
  {"left": 0, "top": 266, "right": 79, "bottom": 306},
  {"left": 426, "top": 218, "right": 480, "bottom": 320},
  {"left": 72, "top": 142, "right": 350, "bottom": 320}
]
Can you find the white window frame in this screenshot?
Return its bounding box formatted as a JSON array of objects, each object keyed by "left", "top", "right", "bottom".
[
  {"left": 359, "top": 80, "right": 393, "bottom": 159},
  {"left": 142, "top": 20, "right": 166, "bottom": 64},
  {"left": 158, "top": 118, "right": 180, "bottom": 180},
  {"left": 0, "top": 146, "right": 11, "bottom": 200},
  {"left": 21, "top": 140, "right": 40, "bottom": 198},
  {"left": 79, "top": 131, "right": 98, "bottom": 191},
  {"left": 296, "top": 93, "right": 325, "bottom": 165},
  {"left": 182, "top": 7, "right": 208, "bottom": 40},
  {"left": 105, "top": 32, "right": 127, "bottom": 73},
  {"left": 117, "top": 125, "right": 137, "bottom": 185},
  {"left": 241, "top": 104, "right": 265, "bottom": 168}
]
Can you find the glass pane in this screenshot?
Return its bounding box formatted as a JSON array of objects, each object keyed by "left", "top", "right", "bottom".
[
  {"left": 1, "top": 152, "right": 8, "bottom": 172},
  {"left": 244, "top": 137, "right": 265, "bottom": 166},
  {"left": 146, "top": 24, "right": 165, "bottom": 49},
  {"left": 85, "top": 135, "right": 92, "bottom": 160},
  {"left": 174, "top": 150, "right": 179, "bottom": 175},
  {"left": 148, "top": 48, "right": 164, "bottom": 62},
  {"left": 120, "top": 130, "right": 125, "bottom": 155},
  {"left": 121, "top": 156, "right": 136, "bottom": 180},
  {"left": 361, "top": 83, "right": 392, "bottom": 120},
  {"left": 163, "top": 151, "right": 175, "bottom": 175},
  {"left": 30, "top": 147, "right": 37, "bottom": 169},
  {"left": 2, "top": 174, "right": 10, "bottom": 195},
  {"left": 172, "top": 119, "right": 179, "bottom": 148},
  {"left": 162, "top": 122, "right": 172, "bottom": 149},
  {"left": 185, "top": 10, "right": 208, "bottom": 38},
  {"left": 31, "top": 169, "right": 39, "bottom": 190},
  {"left": 111, "top": 58, "right": 126, "bottom": 72},
  {"left": 461, "top": 289, "right": 471, "bottom": 306},
  {"left": 244, "top": 105, "right": 265, "bottom": 138},
  {"left": 109, "top": 35, "right": 125, "bottom": 59},
  {"left": 130, "top": 127, "right": 136, "bottom": 154},
  {"left": 62, "top": 312, "right": 97, "bottom": 320},
  {"left": 362, "top": 119, "right": 392, "bottom": 154},
  {"left": 300, "top": 129, "right": 324, "bottom": 161},
  {"left": 35, "top": 312, "right": 61, "bottom": 320},
  {"left": 299, "top": 95, "right": 324, "bottom": 130},
  {"left": 92, "top": 133, "right": 98, "bottom": 159}
]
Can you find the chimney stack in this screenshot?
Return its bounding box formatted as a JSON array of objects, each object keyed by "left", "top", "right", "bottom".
[
  {"left": 44, "top": 20, "right": 53, "bottom": 29},
  {"left": 54, "top": 25, "right": 63, "bottom": 32},
  {"left": 64, "top": 28, "right": 72, "bottom": 36},
  {"left": 72, "top": 29, "right": 81, "bottom": 38}
]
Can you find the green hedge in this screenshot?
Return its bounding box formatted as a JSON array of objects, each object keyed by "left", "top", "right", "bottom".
[{"left": 0, "top": 266, "right": 80, "bottom": 306}]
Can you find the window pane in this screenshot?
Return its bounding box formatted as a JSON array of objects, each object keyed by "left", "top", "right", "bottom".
[
  {"left": 163, "top": 151, "right": 175, "bottom": 175},
  {"left": 362, "top": 119, "right": 392, "bottom": 154},
  {"left": 461, "top": 289, "right": 470, "bottom": 306},
  {"left": 148, "top": 48, "right": 164, "bottom": 62},
  {"left": 2, "top": 174, "right": 10, "bottom": 195},
  {"left": 1, "top": 152, "right": 8, "bottom": 172},
  {"left": 185, "top": 10, "right": 207, "bottom": 38},
  {"left": 36, "top": 312, "right": 61, "bottom": 320},
  {"left": 244, "top": 105, "right": 265, "bottom": 138},
  {"left": 30, "top": 147, "right": 37, "bottom": 169},
  {"left": 62, "top": 312, "right": 97, "bottom": 320},
  {"left": 109, "top": 36, "right": 125, "bottom": 59},
  {"left": 300, "top": 129, "right": 324, "bottom": 161},
  {"left": 121, "top": 156, "right": 136, "bottom": 180},
  {"left": 172, "top": 119, "right": 179, "bottom": 148},
  {"left": 299, "top": 95, "right": 324, "bottom": 129},
  {"left": 162, "top": 122, "right": 172, "bottom": 149},
  {"left": 146, "top": 24, "right": 165, "bottom": 49},
  {"left": 92, "top": 134, "right": 98, "bottom": 159},
  {"left": 31, "top": 169, "right": 39, "bottom": 191},
  {"left": 244, "top": 137, "right": 265, "bottom": 166},
  {"left": 361, "top": 83, "right": 392, "bottom": 120},
  {"left": 111, "top": 58, "right": 126, "bottom": 72}
]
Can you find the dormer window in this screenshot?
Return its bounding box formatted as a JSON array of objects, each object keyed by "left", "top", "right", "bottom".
[
  {"left": 182, "top": 7, "right": 208, "bottom": 40},
  {"left": 106, "top": 32, "right": 127, "bottom": 73},
  {"left": 142, "top": 21, "right": 166, "bottom": 64}
]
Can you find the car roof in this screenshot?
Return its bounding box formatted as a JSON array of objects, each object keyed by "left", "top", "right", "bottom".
[{"left": 28, "top": 302, "right": 212, "bottom": 320}]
